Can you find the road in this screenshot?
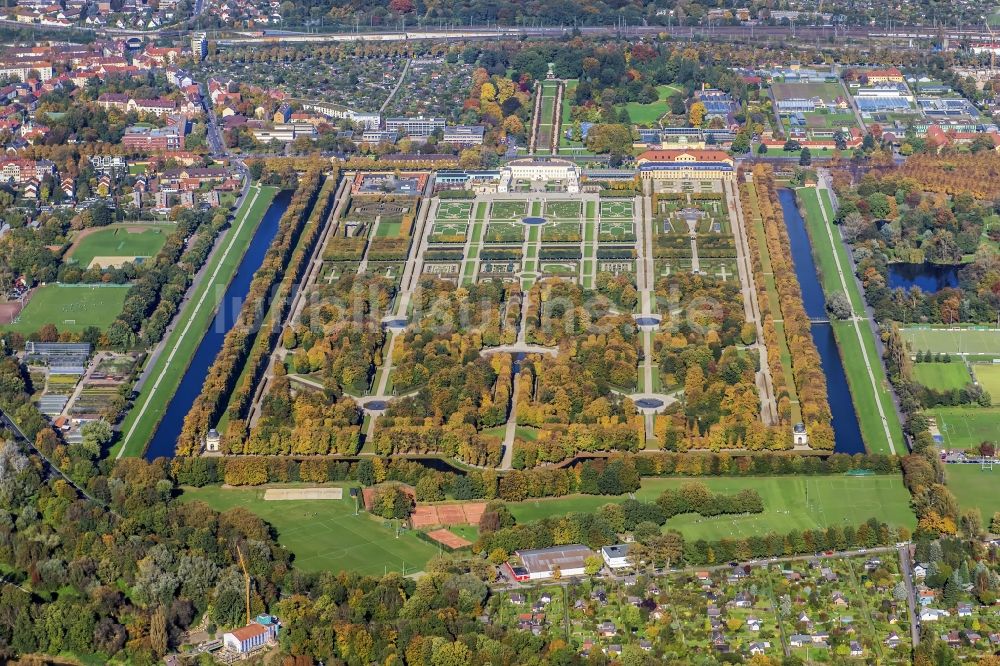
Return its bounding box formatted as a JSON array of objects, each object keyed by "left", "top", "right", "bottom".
[
  {"left": 897, "top": 543, "right": 921, "bottom": 647},
  {"left": 378, "top": 57, "right": 412, "bottom": 114}
]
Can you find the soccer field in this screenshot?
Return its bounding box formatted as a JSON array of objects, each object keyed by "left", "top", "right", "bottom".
[
  {"left": 3, "top": 284, "right": 129, "bottom": 333},
  {"left": 946, "top": 464, "right": 1000, "bottom": 517},
  {"left": 929, "top": 406, "right": 1000, "bottom": 448},
  {"left": 912, "top": 362, "right": 972, "bottom": 391},
  {"left": 180, "top": 484, "right": 441, "bottom": 575},
  {"left": 508, "top": 475, "right": 914, "bottom": 541},
  {"left": 900, "top": 327, "right": 1000, "bottom": 356},
  {"left": 973, "top": 364, "right": 1000, "bottom": 404},
  {"left": 68, "top": 225, "right": 170, "bottom": 268}
]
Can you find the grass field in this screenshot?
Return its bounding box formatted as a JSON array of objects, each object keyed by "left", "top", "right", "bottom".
[
  {"left": 113, "top": 185, "right": 279, "bottom": 458},
  {"left": 900, "top": 327, "right": 1000, "bottom": 356},
  {"left": 508, "top": 475, "right": 914, "bottom": 542},
  {"left": 974, "top": 364, "right": 1000, "bottom": 405},
  {"left": 945, "top": 464, "right": 1000, "bottom": 517},
  {"left": 912, "top": 362, "right": 972, "bottom": 392},
  {"left": 928, "top": 406, "right": 1000, "bottom": 448},
  {"left": 797, "top": 187, "right": 904, "bottom": 455},
  {"left": 179, "top": 484, "right": 440, "bottom": 575},
  {"left": 3, "top": 284, "right": 129, "bottom": 333},
  {"left": 623, "top": 83, "right": 684, "bottom": 125},
  {"left": 68, "top": 225, "right": 171, "bottom": 268}
]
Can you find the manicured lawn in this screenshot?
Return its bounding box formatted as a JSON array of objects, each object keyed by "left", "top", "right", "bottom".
[
  {"left": 623, "top": 84, "right": 683, "bottom": 125},
  {"left": 945, "top": 464, "right": 1000, "bottom": 518},
  {"left": 3, "top": 284, "right": 129, "bottom": 334},
  {"left": 973, "top": 363, "right": 1000, "bottom": 404},
  {"left": 508, "top": 475, "right": 915, "bottom": 541},
  {"left": 68, "top": 224, "right": 171, "bottom": 268},
  {"left": 113, "top": 186, "right": 279, "bottom": 458},
  {"left": 179, "top": 484, "right": 440, "bottom": 575},
  {"left": 912, "top": 362, "right": 972, "bottom": 392},
  {"left": 535, "top": 82, "right": 558, "bottom": 150},
  {"left": 374, "top": 220, "right": 402, "bottom": 237},
  {"left": 797, "top": 187, "right": 904, "bottom": 455},
  {"left": 929, "top": 406, "right": 1000, "bottom": 448}
]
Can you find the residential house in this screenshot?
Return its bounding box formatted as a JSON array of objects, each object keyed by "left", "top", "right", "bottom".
[
  {"left": 597, "top": 622, "right": 616, "bottom": 638},
  {"left": 920, "top": 608, "right": 950, "bottom": 622}
]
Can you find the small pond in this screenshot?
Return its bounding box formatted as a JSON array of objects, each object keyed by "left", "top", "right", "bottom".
[{"left": 887, "top": 263, "right": 961, "bottom": 293}]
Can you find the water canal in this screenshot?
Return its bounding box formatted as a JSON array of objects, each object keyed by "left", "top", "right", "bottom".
[
  {"left": 144, "top": 191, "right": 292, "bottom": 460},
  {"left": 777, "top": 189, "right": 866, "bottom": 455}
]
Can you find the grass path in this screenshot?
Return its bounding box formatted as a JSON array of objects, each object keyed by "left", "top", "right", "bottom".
[
  {"left": 797, "top": 187, "right": 903, "bottom": 455},
  {"left": 113, "top": 186, "right": 278, "bottom": 458}
]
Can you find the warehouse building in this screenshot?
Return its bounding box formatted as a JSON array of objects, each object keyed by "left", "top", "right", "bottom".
[{"left": 513, "top": 544, "right": 595, "bottom": 580}]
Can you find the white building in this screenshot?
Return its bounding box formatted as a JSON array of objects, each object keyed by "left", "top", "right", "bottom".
[
  {"left": 0, "top": 61, "right": 53, "bottom": 82},
  {"left": 385, "top": 116, "right": 445, "bottom": 136},
  {"left": 250, "top": 122, "right": 316, "bottom": 143},
  {"left": 191, "top": 32, "right": 207, "bottom": 62},
  {"left": 442, "top": 125, "right": 486, "bottom": 146},
  {"left": 793, "top": 422, "right": 808, "bottom": 446},
  {"left": 601, "top": 544, "right": 631, "bottom": 570},
  {"left": 514, "top": 545, "right": 594, "bottom": 580},
  {"left": 223, "top": 616, "right": 279, "bottom": 654},
  {"left": 499, "top": 158, "right": 580, "bottom": 193}
]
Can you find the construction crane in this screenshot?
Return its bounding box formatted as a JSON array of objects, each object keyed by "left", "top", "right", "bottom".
[{"left": 236, "top": 544, "right": 251, "bottom": 627}]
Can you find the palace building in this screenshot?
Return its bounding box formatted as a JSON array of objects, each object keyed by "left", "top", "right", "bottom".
[{"left": 635, "top": 149, "right": 736, "bottom": 181}]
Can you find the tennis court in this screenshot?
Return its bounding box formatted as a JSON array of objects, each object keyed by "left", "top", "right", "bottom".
[
  {"left": 426, "top": 528, "right": 472, "bottom": 549},
  {"left": 410, "top": 501, "right": 486, "bottom": 528},
  {"left": 900, "top": 327, "right": 1000, "bottom": 355}
]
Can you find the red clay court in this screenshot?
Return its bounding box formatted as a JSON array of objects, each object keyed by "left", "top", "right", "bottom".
[
  {"left": 426, "top": 529, "right": 472, "bottom": 549},
  {"left": 409, "top": 502, "right": 486, "bottom": 528}
]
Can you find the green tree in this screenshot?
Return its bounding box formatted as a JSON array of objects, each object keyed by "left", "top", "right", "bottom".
[{"left": 799, "top": 147, "right": 812, "bottom": 166}]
